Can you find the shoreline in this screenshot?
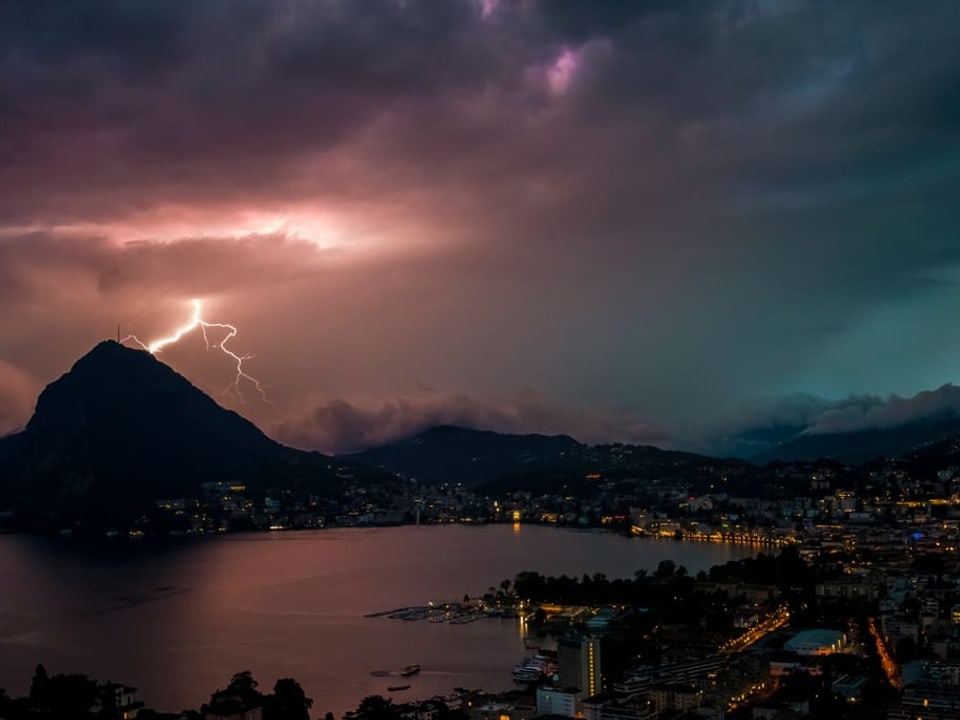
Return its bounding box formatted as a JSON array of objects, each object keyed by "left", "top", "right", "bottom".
[{"left": 0, "top": 518, "right": 787, "bottom": 550}]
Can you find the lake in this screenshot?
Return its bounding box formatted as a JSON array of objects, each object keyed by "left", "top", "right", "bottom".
[{"left": 0, "top": 524, "right": 758, "bottom": 714}]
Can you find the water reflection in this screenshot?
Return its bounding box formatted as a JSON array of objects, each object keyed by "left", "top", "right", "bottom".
[{"left": 0, "top": 525, "right": 756, "bottom": 715}]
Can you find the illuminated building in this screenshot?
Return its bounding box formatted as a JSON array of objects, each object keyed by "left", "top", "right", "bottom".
[
  {"left": 558, "top": 634, "right": 603, "bottom": 698},
  {"left": 951, "top": 604, "right": 960, "bottom": 625}
]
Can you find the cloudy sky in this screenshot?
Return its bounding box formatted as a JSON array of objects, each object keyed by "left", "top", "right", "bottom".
[{"left": 1, "top": 0, "right": 959, "bottom": 453}]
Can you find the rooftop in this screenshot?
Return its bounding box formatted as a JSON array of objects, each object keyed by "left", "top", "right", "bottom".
[{"left": 784, "top": 629, "right": 845, "bottom": 650}]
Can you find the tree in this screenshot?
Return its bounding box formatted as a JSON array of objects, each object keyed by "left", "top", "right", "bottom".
[
  {"left": 355, "top": 695, "right": 400, "bottom": 720},
  {"left": 46, "top": 673, "right": 99, "bottom": 717},
  {"left": 268, "top": 678, "right": 312, "bottom": 720},
  {"left": 655, "top": 559, "right": 676, "bottom": 579},
  {"left": 514, "top": 571, "right": 546, "bottom": 601},
  {"left": 29, "top": 663, "right": 50, "bottom": 711},
  {"left": 227, "top": 670, "right": 260, "bottom": 696}
]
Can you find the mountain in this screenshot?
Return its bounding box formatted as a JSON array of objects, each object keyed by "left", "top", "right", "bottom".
[
  {"left": 346, "top": 415, "right": 960, "bottom": 494},
  {"left": 342, "top": 425, "right": 583, "bottom": 485},
  {"left": 747, "top": 416, "right": 960, "bottom": 465},
  {"left": 903, "top": 431, "right": 960, "bottom": 475},
  {"left": 0, "top": 340, "right": 338, "bottom": 524},
  {"left": 705, "top": 424, "right": 809, "bottom": 460},
  {"left": 342, "top": 424, "right": 755, "bottom": 495}
]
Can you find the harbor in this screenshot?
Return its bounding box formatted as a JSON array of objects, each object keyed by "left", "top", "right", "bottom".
[{"left": 367, "top": 602, "right": 512, "bottom": 625}]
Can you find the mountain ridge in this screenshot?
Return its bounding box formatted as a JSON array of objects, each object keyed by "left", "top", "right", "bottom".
[
  {"left": 0, "top": 340, "right": 338, "bottom": 524},
  {"left": 341, "top": 423, "right": 584, "bottom": 486},
  {"left": 342, "top": 423, "right": 749, "bottom": 488},
  {"left": 345, "top": 411, "right": 960, "bottom": 487},
  {"left": 741, "top": 416, "right": 960, "bottom": 464}
]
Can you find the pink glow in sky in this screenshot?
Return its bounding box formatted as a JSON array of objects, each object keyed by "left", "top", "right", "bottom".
[
  {"left": 1, "top": 0, "right": 959, "bottom": 454},
  {"left": 547, "top": 48, "right": 578, "bottom": 95}
]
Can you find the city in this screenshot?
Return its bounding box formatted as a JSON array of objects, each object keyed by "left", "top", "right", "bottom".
[{"left": 8, "top": 428, "right": 960, "bottom": 717}]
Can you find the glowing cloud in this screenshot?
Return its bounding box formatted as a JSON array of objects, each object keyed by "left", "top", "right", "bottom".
[
  {"left": 547, "top": 48, "right": 578, "bottom": 96},
  {"left": 123, "top": 299, "right": 268, "bottom": 402}
]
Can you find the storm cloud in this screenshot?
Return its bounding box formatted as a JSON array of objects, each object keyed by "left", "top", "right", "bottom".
[
  {"left": 805, "top": 385, "right": 960, "bottom": 435},
  {"left": 1, "top": 0, "right": 959, "bottom": 451},
  {"left": 273, "top": 391, "right": 666, "bottom": 455}
]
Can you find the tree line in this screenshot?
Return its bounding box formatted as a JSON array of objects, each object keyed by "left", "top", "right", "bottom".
[
  {"left": 511, "top": 546, "right": 820, "bottom": 604},
  {"left": 0, "top": 666, "right": 315, "bottom": 720}
]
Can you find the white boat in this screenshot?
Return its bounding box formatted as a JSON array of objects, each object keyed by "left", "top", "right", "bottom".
[{"left": 511, "top": 655, "right": 554, "bottom": 682}]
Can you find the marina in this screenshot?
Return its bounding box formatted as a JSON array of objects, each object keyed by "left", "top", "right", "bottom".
[{"left": 367, "top": 604, "right": 501, "bottom": 625}]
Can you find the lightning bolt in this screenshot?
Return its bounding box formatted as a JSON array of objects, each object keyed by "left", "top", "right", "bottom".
[{"left": 122, "top": 299, "right": 268, "bottom": 403}]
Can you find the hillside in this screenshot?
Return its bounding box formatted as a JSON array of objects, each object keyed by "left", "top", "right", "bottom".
[
  {"left": 748, "top": 417, "right": 960, "bottom": 464},
  {"left": 0, "top": 341, "right": 339, "bottom": 524},
  {"left": 344, "top": 425, "right": 755, "bottom": 496},
  {"left": 343, "top": 424, "right": 583, "bottom": 486}
]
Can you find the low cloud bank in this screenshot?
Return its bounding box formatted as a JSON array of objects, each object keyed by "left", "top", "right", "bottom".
[
  {"left": 805, "top": 385, "right": 960, "bottom": 435},
  {"left": 700, "top": 384, "right": 960, "bottom": 457},
  {"left": 271, "top": 391, "right": 665, "bottom": 454}
]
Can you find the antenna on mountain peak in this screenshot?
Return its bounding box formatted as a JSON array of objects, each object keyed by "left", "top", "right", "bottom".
[{"left": 117, "top": 324, "right": 120, "bottom": 343}]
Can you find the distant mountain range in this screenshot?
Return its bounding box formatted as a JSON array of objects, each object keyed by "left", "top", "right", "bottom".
[
  {"left": 0, "top": 341, "right": 347, "bottom": 525},
  {"left": 723, "top": 417, "right": 960, "bottom": 465},
  {"left": 347, "top": 416, "right": 960, "bottom": 485},
  {"left": 342, "top": 424, "right": 753, "bottom": 493},
  {"left": 342, "top": 425, "right": 583, "bottom": 485}
]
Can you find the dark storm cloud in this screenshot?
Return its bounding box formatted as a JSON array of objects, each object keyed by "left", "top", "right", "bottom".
[
  {"left": 1, "top": 0, "right": 959, "bottom": 450},
  {"left": 806, "top": 385, "right": 960, "bottom": 435},
  {"left": 695, "top": 384, "right": 960, "bottom": 457},
  {"left": 0, "top": 0, "right": 508, "bottom": 221},
  {"left": 2, "top": 0, "right": 953, "bottom": 223}
]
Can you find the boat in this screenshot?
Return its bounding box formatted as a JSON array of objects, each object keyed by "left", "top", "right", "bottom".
[
  {"left": 512, "top": 666, "right": 542, "bottom": 683},
  {"left": 387, "top": 685, "right": 411, "bottom": 692},
  {"left": 400, "top": 664, "right": 421, "bottom": 677},
  {"left": 511, "top": 655, "right": 555, "bottom": 683}
]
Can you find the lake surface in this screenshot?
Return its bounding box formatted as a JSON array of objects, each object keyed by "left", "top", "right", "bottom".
[{"left": 0, "top": 525, "right": 757, "bottom": 714}]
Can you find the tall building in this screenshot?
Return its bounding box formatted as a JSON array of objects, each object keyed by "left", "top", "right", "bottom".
[{"left": 558, "top": 634, "right": 603, "bottom": 698}]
